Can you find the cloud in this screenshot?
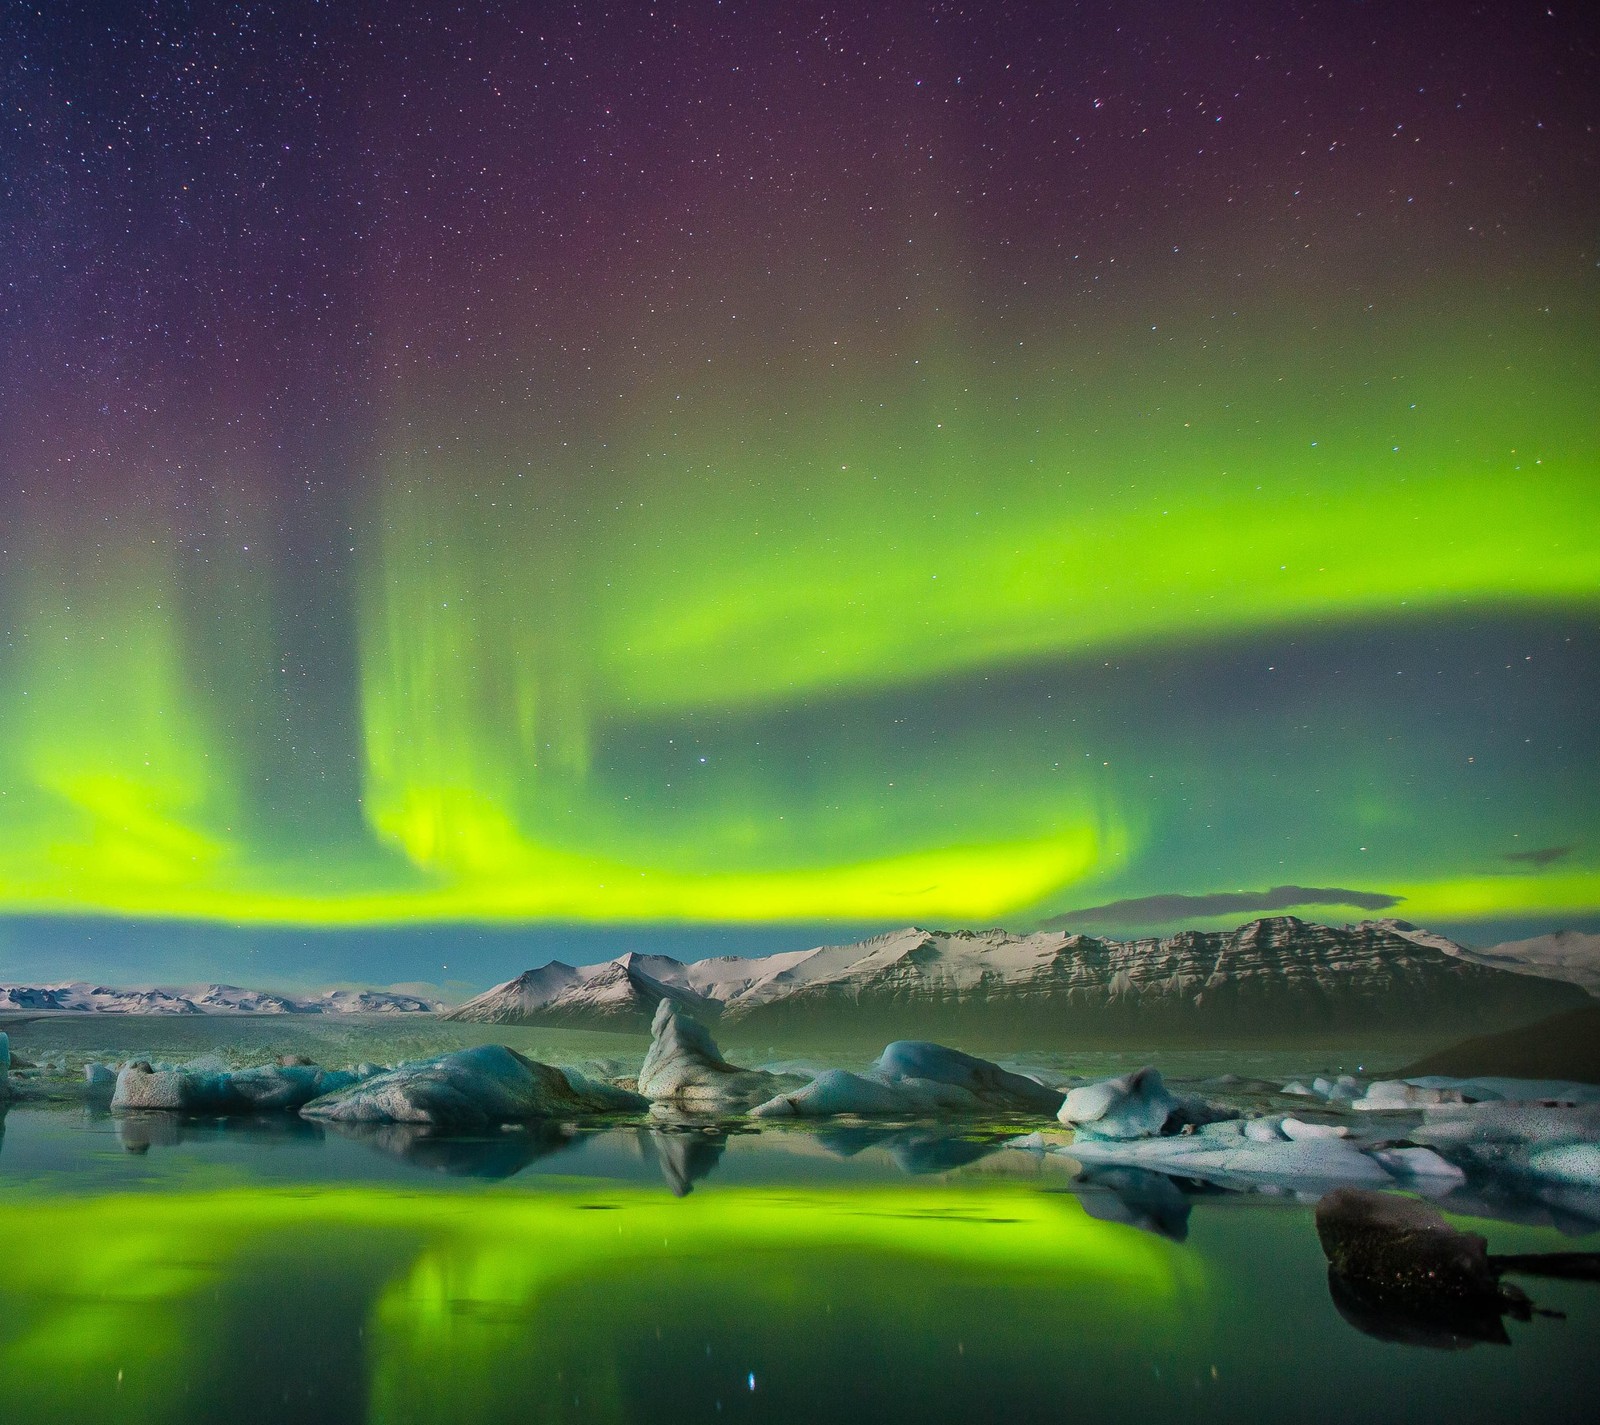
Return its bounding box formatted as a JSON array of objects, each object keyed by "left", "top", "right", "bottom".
[
  {"left": 1502, "top": 845, "right": 1572, "bottom": 869},
  {"left": 1042, "top": 884, "right": 1403, "bottom": 928}
]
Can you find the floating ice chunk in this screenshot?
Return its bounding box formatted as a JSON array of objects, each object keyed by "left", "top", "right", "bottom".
[
  {"left": 1058, "top": 1067, "right": 1230, "bottom": 1140},
  {"left": 1368, "top": 1146, "right": 1466, "bottom": 1183},
  {"left": 1352, "top": 1076, "right": 1600, "bottom": 1112},
  {"left": 637, "top": 1002, "right": 806, "bottom": 1113},
  {"left": 1524, "top": 1143, "right": 1600, "bottom": 1188},
  {"left": 1403, "top": 1076, "right": 1600, "bottom": 1106},
  {"left": 751, "top": 1043, "right": 1063, "bottom": 1119},
  {"left": 751, "top": 1069, "right": 918, "bottom": 1118},
  {"left": 1408, "top": 1102, "right": 1600, "bottom": 1188},
  {"left": 1059, "top": 1069, "right": 1181, "bottom": 1139},
  {"left": 113, "top": 1063, "right": 212, "bottom": 1110},
  {"left": 1062, "top": 1118, "right": 1393, "bottom": 1188},
  {"left": 1244, "top": 1117, "right": 1288, "bottom": 1142},
  {"left": 558, "top": 1065, "right": 653, "bottom": 1113},
  {"left": 111, "top": 1060, "right": 367, "bottom": 1113},
  {"left": 872, "top": 1042, "right": 1064, "bottom": 1115},
  {"left": 84, "top": 1062, "right": 117, "bottom": 1092},
  {"left": 303, "top": 1045, "right": 645, "bottom": 1128},
  {"left": 1309, "top": 1075, "right": 1362, "bottom": 1102},
  {"left": 1281, "top": 1118, "right": 1351, "bottom": 1141},
  {"left": 1411, "top": 1101, "right": 1600, "bottom": 1150},
  {"left": 1352, "top": 1081, "right": 1470, "bottom": 1111},
  {"left": 227, "top": 1064, "right": 368, "bottom": 1111},
  {"left": 1281, "top": 1081, "right": 1315, "bottom": 1097}
]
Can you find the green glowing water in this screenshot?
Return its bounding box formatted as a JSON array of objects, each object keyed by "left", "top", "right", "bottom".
[{"left": 0, "top": 1105, "right": 1595, "bottom": 1425}]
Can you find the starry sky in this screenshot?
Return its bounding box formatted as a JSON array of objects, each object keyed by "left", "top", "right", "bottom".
[{"left": 1, "top": 2, "right": 1596, "bottom": 985}]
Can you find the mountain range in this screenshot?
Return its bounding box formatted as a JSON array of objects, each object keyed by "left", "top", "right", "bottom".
[
  {"left": 446, "top": 917, "right": 1594, "bottom": 1042},
  {"left": 0, "top": 983, "right": 439, "bottom": 1015}
]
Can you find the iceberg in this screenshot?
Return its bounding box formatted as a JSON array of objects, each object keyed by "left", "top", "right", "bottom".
[
  {"left": 1057, "top": 1067, "right": 1231, "bottom": 1140},
  {"left": 1410, "top": 1102, "right": 1600, "bottom": 1188},
  {"left": 1061, "top": 1117, "right": 1393, "bottom": 1189},
  {"left": 751, "top": 1041, "right": 1063, "bottom": 1119},
  {"left": 302, "top": 1045, "right": 646, "bottom": 1128},
  {"left": 637, "top": 1002, "right": 807, "bottom": 1113},
  {"left": 1351, "top": 1075, "right": 1600, "bottom": 1110},
  {"left": 111, "top": 1059, "right": 369, "bottom": 1113}
]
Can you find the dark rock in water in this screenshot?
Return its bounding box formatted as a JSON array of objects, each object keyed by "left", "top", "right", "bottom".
[
  {"left": 1314, "top": 1187, "right": 1600, "bottom": 1349},
  {"left": 1396, "top": 1005, "right": 1600, "bottom": 1085},
  {"left": 1325, "top": 1265, "right": 1517, "bottom": 1350},
  {"left": 1317, "top": 1188, "right": 1502, "bottom": 1298}
]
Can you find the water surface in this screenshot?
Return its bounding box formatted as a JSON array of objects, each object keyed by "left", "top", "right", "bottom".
[{"left": 2, "top": 1102, "right": 1596, "bottom": 1425}]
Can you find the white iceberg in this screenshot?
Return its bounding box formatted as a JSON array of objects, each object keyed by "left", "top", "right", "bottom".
[
  {"left": 1057, "top": 1067, "right": 1231, "bottom": 1140},
  {"left": 1367, "top": 1146, "right": 1467, "bottom": 1184},
  {"left": 112, "top": 1060, "right": 369, "bottom": 1113},
  {"left": 302, "top": 1045, "right": 646, "bottom": 1128},
  {"left": 1061, "top": 1117, "right": 1394, "bottom": 1189},
  {"left": 1410, "top": 1102, "right": 1600, "bottom": 1188},
  {"left": 751, "top": 1041, "right": 1063, "bottom": 1119},
  {"left": 637, "top": 1002, "right": 806, "bottom": 1113},
  {"left": 84, "top": 1063, "right": 117, "bottom": 1093}
]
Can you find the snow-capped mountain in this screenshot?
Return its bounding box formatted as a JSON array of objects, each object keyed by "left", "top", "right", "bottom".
[
  {"left": 447, "top": 918, "right": 1590, "bottom": 1039},
  {"left": 1360, "top": 920, "right": 1600, "bottom": 994},
  {"left": 314, "top": 988, "right": 441, "bottom": 1014},
  {"left": 0, "top": 982, "right": 439, "bottom": 1015},
  {"left": 1449, "top": 929, "right": 1600, "bottom": 994},
  {"left": 446, "top": 952, "right": 717, "bottom": 1025}
]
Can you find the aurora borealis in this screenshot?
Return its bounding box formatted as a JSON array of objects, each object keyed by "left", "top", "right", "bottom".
[{"left": 1, "top": 2, "right": 1597, "bottom": 976}]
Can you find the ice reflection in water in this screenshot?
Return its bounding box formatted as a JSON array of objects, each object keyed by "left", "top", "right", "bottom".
[{"left": 0, "top": 1105, "right": 1598, "bottom": 1425}]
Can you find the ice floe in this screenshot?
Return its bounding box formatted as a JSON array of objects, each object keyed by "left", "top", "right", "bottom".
[
  {"left": 112, "top": 1059, "right": 369, "bottom": 1113},
  {"left": 1057, "top": 1116, "right": 1394, "bottom": 1189},
  {"left": 1408, "top": 1102, "right": 1600, "bottom": 1188}
]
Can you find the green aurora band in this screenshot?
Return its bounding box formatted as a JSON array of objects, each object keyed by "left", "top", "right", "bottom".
[
  {"left": 4, "top": 4, "right": 1598, "bottom": 944},
  {"left": 0, "top": 289, "right": 1596, "bottom": 930}
]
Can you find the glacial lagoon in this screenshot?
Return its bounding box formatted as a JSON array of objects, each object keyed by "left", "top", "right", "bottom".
[{"left": 2, "top": 1019, "right": 1598, "bottom": 1425}]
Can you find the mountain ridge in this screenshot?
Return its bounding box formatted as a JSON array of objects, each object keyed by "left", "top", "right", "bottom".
[
  {"left": 0, "top": 982, "right": 439, "bottom": 1015},
  {"left": 446, "top": 916, "right": 1593, "bottom": 1040}
]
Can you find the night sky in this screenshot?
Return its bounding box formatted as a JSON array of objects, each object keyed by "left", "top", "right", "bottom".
[{"left": 1, "top": 2, "right": 1596, "bottom": 985}]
